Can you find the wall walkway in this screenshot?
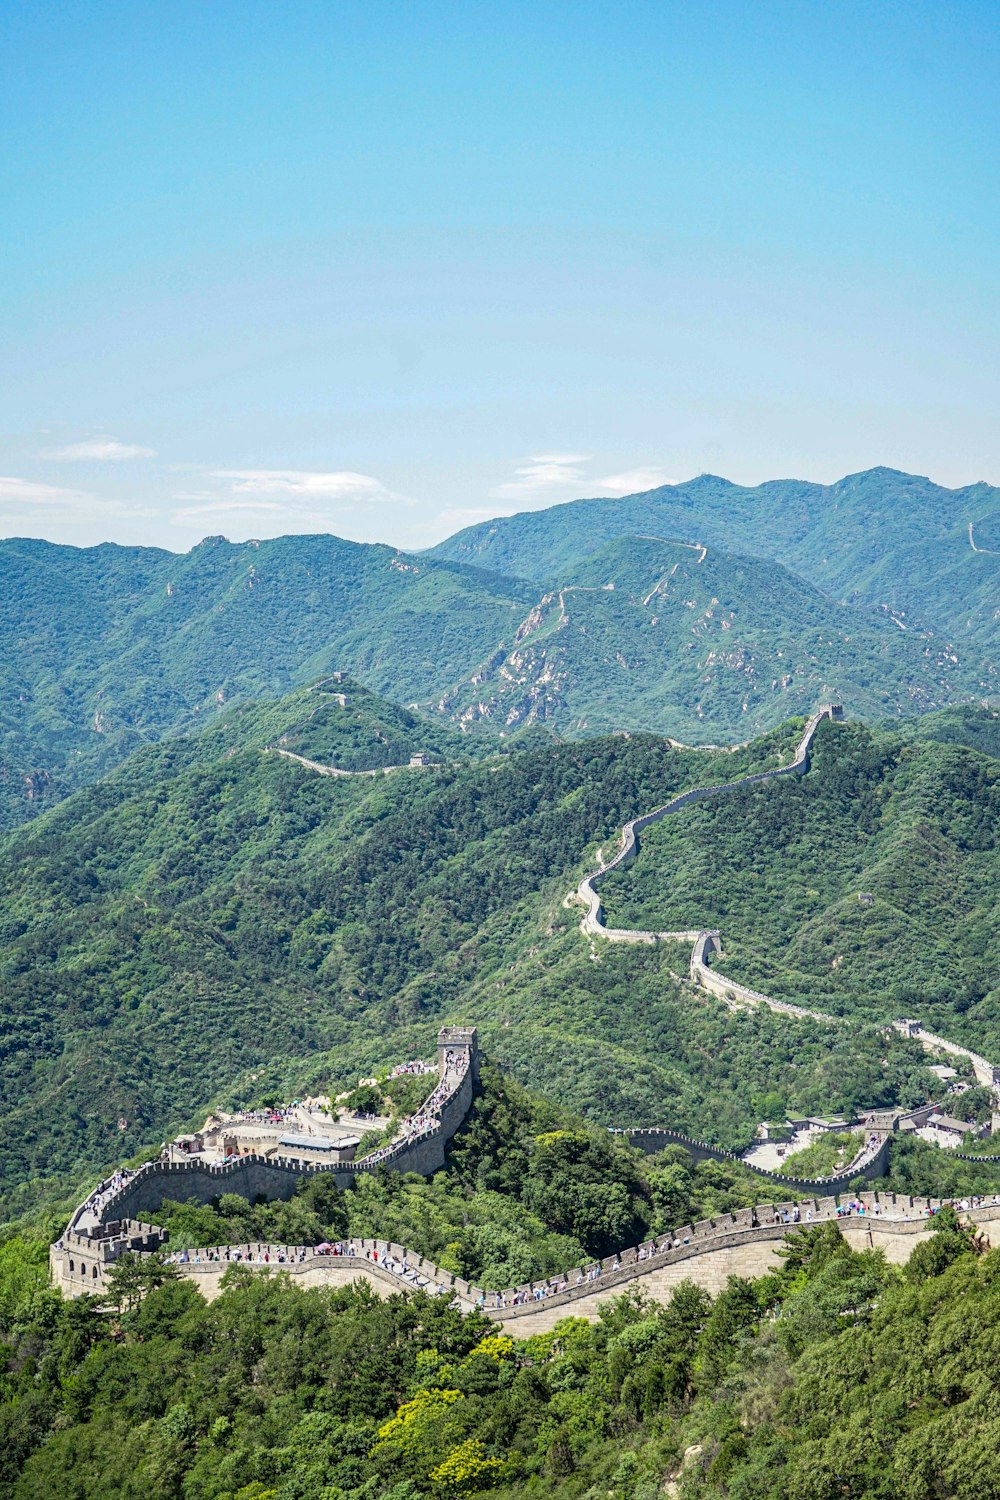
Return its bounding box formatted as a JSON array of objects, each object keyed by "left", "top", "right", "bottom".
[
  {"left": 574, "top": 706, "right": 1000, "bottom": 1088},
  {"left": 612, "top": 1125, "right": 891, "bottom": 1194},
  {"left": 51, "top": 1188, "right": 1000, "bottom": 1336}
]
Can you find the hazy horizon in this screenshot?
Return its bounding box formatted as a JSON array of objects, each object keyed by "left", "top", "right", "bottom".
[
  {"left": 2, "top": 2, "right": 998, "bottom": 552},
  {"left": 0, "top": 461, "right": 994, "bottom": 559}
]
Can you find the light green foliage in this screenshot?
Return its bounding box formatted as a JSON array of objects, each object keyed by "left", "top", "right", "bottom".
[
  {"left": 0, "top": 707, "right": 860, "bottom": 1217},
  {"left": 432, "top": 466, "right": 1000, "bottom": 676},
  {"left": 779, "top": 1131, "right": 860, "bottom": 1178}
]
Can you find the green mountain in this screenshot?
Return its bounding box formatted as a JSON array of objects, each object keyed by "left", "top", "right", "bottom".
[
  {"left": 0, "top": 533, "right": 534, "bottom": 829},
  {"left": 180, "top": 676, "right": 471, "bottom": 773},
  {"left": 0, "top": 688, "right": 966, "bottom": 1222},
  {"left": 598, "top": 717, "right": 1000, "bottom": 1037},
  {"left": 4, "top": 483, "right": 996, "bottom": 832},
  {"left": 431, "top": 466, "right": 1000, "bottom": 660},
  {"left": 891, "top": 702, "right": 1000, "bottom": 760},
  {"left": 439, "top": 535, "right": 978, "bottom": 739}
]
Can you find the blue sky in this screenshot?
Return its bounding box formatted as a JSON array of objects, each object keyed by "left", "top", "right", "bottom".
[{"left": 1, "top": 0, "right": 998, "bottom": 551}]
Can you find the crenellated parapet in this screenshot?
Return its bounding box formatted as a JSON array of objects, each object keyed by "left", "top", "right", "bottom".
[
  {"left": 51, "top": 1186, "right": 1000, "bottom": 1328},
  {"left": 53, "top": 1028, "right": 477, "bottom": 1295},
  {"left": 575, "top": 707, "right": 842, "bottom": 944},
  {"left": 611, "top": 1124, "right": 891, "bottom": 1193}
]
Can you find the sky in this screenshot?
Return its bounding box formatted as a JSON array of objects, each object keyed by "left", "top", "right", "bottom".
[{"left": 1, "top": 0, "right": 998, "bottom": 554}]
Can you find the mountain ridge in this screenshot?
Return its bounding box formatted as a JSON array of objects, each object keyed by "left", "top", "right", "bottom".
[{"left": 1, "top": 466, "right": 997, "bottom": 831}]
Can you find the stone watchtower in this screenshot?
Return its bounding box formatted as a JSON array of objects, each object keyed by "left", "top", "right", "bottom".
[{"left": 437, "top": 1026, "right": 478, "bottom": 1079}]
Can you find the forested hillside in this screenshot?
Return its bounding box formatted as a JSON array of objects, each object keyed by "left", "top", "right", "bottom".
[
  {"left": 3, "top": 466, "right": 997, "bottom": 830},
  {"left": 0, "top": 697, "right": 945, "bottom": 1221},
  {"left": 599, "top": 718, "right": 1000, "bottom": 1046},
  {"left": 441, "top": 535, "right": 979, "bottom": 739},
  {"left": 432, "top": 466, "right": 1000, "bottom": 658},
  {"left": 3, "top": 1191, "right": 997, "bottom": 1498},
  {"left": 0, "top": 533, "right": 534, "bottom": 828}
]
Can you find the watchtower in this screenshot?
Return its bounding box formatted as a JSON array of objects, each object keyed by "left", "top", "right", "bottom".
[{"left": 437, "top": 1026, "right": 478, "bottom": 1077}]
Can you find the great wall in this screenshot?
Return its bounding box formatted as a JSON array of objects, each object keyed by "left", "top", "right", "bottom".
[
  {"left": 50, "top": 1051, "right": 1000, "bottom": 1335},
  {"left": 50, "top": 707, "right": 1000, "bottom": 1327},
  {"left": 51, "top": 1024, "right": 1000, "bottom": 1334},
  {"left": 575, "top": 705, "right": 1000, "bottom": 1078}
]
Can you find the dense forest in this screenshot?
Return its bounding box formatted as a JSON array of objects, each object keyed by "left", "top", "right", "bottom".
[
  {"left": 599, "top": 719, "right": 1000, "bottom": 1048},
  {"left": 4, "top": 1190, "right": 998, "bottom": 1496},
  {"left": 8, "top": 1064, "right": 1000, "bottom": 1497},
  {"left": 1, "top": 697, "right": 953, "bottom": 1220},
  {"left": 4, "top": 469, "right": 999, "bottom": 832},
  {"left": 433, "top": 466, "right": 1000, "bottom": 668}
]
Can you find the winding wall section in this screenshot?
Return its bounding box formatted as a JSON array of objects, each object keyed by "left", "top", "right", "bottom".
[
  {"left": 51, "top": 1187, "right": 1000, "bottom": 1337},
  {"left": 575, "top": 706, "right": 842, "bottom": 963}
]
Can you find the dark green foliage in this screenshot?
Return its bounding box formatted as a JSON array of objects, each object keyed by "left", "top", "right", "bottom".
[
  {"left": 599, "top": 718, "right": 1000, "bottom": 1051},
  {"left": 6, "top": 1202, "right": 1000, "bottom": 1497},
  {"left": 0, "top": 707, "right": 809, "bottom": 1217},
  {"left": 0, "top": 533, "right": 535, "bottom": 829},
  {"left": 342, "top": 1083, "right": 385, "bottom": 1116},
  {"left": 0, "top": 707, "right": 945, "bottom": 1218}
]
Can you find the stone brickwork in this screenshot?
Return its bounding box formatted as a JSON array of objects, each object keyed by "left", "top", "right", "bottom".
[
  {"left": 52, "top": 1028, "right": 477, "bottom": 1295},
  {"left": 576, "top": 706, "right": 841, "bottom": 944},
  {"left": 614, "top": 1125, "right": 891, "bottom": 1194},
  {"left": 51, "top": 1188, "right": 1000, "bottom": 1337}
]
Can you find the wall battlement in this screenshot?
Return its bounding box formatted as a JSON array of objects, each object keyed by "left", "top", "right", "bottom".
[
  {"left": 51, "top": 1186, "right": 1000, "bottom": 1332},
  {"left": 53, "top": 1028, "right": 477, "bottom": 1294},
  {"left": 612, "top": 1125, "right": 891, "bottom": 1194}
]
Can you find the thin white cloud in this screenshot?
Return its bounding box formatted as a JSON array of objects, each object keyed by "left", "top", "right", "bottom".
[
  {"left": 490, "top": 453, "right": 592, "bottom": 501},
  {"left": 47, "top": 438, "right": 157, "bottom": 461},
  {"left": 0, "top": 476, "right": 155, "bottom": 533},
  {"left": 595, "top": 466, "right": 675, "bottom": 495},
  {"left": 172, "top": 499, "right": 290, "bottom": 520},
  {"left": 213, "top": 469, "right": 403, "bottom": 504},
  {"left": 169, "top": 467, "right": 414, "bottom": 537},
  {"left": 490, "top": 453, "right": 673, "bottom": 504},
  {"left": 0, "top": 475, "right": 93, "bottom": 507}
]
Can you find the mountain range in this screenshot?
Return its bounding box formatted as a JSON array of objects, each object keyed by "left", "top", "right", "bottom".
[
  {"left": 432, "top": 466, "right": 1000, "bottom": 651},
  {"left": 1, "top": 467, "right": 997, "bottom": 830},
  {"left": 4, "top": 672, "right": 999, "bottom": 1221}
]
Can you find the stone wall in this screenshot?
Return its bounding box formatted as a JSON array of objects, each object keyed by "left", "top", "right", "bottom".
[
  {"left": 54, "top": 1028, "right": 478, "bottom": 1294},
  {"left": 615, "top": 1126, "right": 892, "bottom": 1194},
  {"left": 52, "top": 1192, "right": 1000, "bottom": 1336},
  {"left": 576, "top": 706, "right": 841, "bottom": 946},
  {"left": 691, "top": 931, "right": 840, "bottom": 1025}
]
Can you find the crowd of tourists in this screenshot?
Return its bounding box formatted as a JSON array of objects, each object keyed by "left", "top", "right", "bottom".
[
  {"left": 161, "top": 1239, "right": 450, "bottom": 1298},
  {"left": 70, "top": 1164, "right": 139, "bottom": 1233},
  {"left": 359, "top": 1050, "right": 469, "bottom": 1166}
]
